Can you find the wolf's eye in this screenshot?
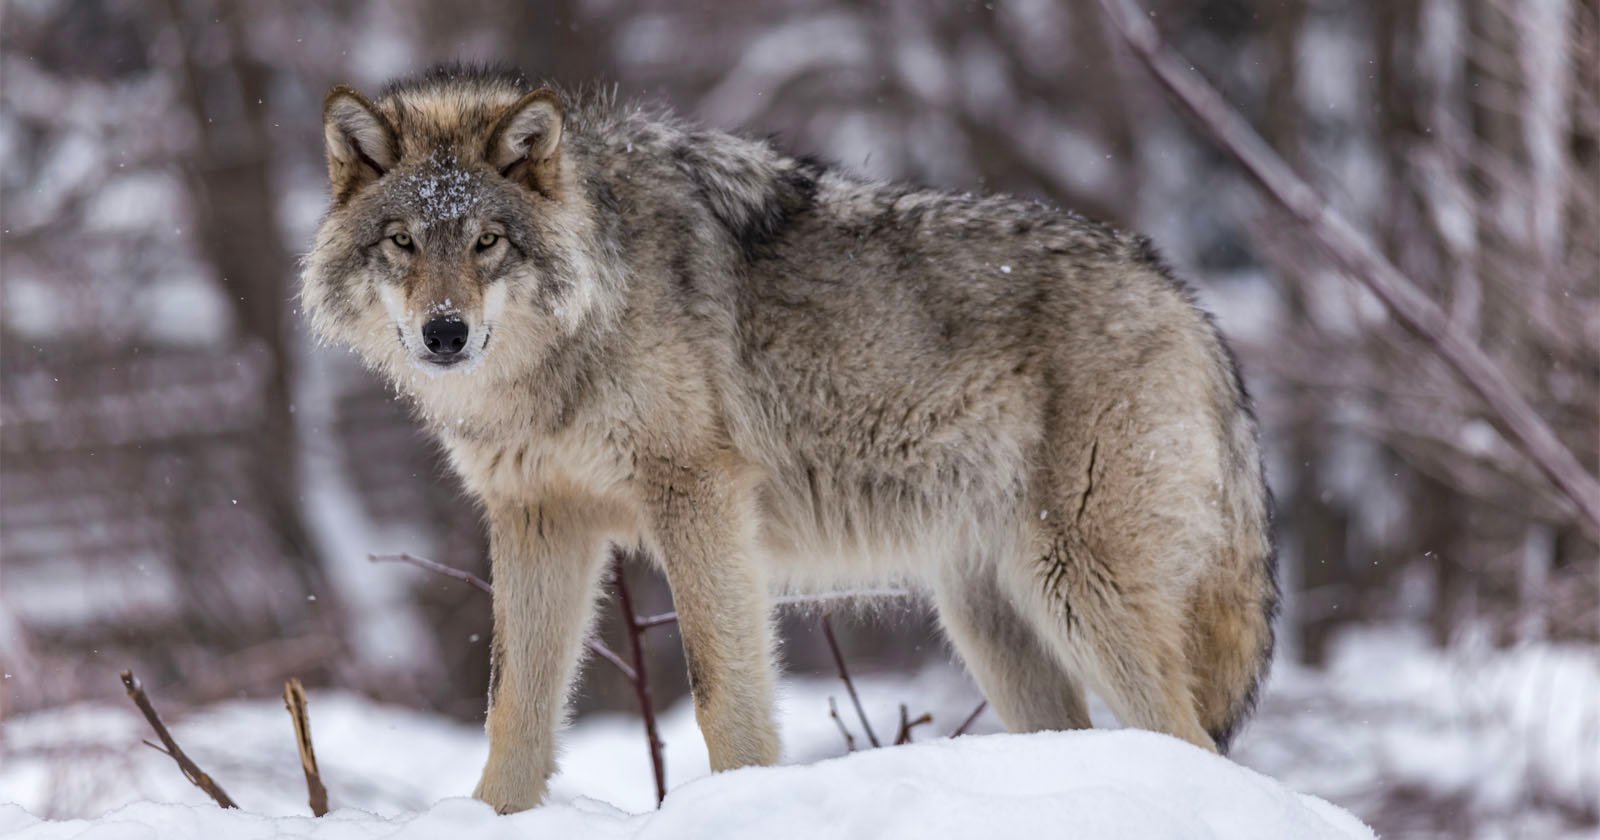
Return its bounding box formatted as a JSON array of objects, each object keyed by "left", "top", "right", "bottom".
[
  {"left": 389, "top": 232, "right": 413, "bottom": 250},
  {"left": 476, "top": 233, "right": 501, "bottom": 251}
]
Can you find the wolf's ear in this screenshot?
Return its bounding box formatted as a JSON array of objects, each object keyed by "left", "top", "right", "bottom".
[
  {"left": 488, "top": 88, "right": 564, "bottom": 193},
  {"left": 323, "top": 86, "right": 396, "bottom": 200}
]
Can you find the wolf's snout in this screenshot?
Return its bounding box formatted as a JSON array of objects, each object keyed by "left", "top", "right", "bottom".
[{"left": 422, "top": 317, "right": 469, "bottom": 356}]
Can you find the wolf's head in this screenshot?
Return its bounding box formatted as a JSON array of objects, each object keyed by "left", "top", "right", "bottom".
[{"left": 302, "top": 66, "right": 612, "bottom": 386}]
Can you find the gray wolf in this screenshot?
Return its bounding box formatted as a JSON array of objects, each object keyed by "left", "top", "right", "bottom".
[{"left": 302, "top": 64, "right": 1278, "bottom": 814}]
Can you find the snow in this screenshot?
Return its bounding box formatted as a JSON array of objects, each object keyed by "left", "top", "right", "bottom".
[
  {"left": 8, "top": 630, "right": 1591, "bottom": 837},
  {"left": 0, "top": 669, "right": 1375, "bottom": 839},
  {"left": 0, "top": 731, "right": 1371, "bottom": 840},
  {"left": 1236, "top": 626, "right": 1600, "bottom": 828},
  {"left": 0, "top": 673, "right": 984, "bottom": 819}
]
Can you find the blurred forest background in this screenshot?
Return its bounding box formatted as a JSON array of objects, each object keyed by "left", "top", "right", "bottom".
[{"left": 1, "top": 1, "right": 1596, "bottom": 837}]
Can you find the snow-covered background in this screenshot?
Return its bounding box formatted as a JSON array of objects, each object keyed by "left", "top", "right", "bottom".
[{"left": 2, "top": 1, "right": 1597, "bottom": 838}]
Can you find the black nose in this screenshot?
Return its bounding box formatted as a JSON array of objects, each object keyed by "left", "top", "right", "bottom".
[{"left": 422, "top": 317, "right": 469, "bottom": 355}]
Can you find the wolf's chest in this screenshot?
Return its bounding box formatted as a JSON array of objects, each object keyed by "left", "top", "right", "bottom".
[{"left": 441, "top": 429, "right": 634, "bottom": 504}]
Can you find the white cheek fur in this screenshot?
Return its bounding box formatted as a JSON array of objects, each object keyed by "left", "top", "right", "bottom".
[
  {"left": 481, "top": 281, "right": 507, "bottom": 332},
  {"left": 378, "top": 284, "right": 427, "bottom": 355},
  {"left": 377, "top": 283, "right": 409, "bottom": 324}
]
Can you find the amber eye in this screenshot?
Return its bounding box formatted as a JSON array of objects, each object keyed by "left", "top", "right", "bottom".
[
  {"left": 389, "top": 232, "right": 413, "bottom": 249},
  {"left": 476, "top": 232, "right": 500, "bottom": 251}
]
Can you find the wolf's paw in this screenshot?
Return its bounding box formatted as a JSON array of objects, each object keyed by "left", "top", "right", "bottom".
[{"left": 473, "top": 767, "right": 546, "bottom": 815}]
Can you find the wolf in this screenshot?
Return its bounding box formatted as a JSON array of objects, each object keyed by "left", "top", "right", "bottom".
[{"left": 302, "top": 64, "right": 1278, "bottom": 814}]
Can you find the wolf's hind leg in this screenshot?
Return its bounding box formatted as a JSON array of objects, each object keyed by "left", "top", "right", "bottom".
[
  {"left": 934, "top": 556, "right": 1092, "bottom": 733},
  {"left": 1009, "top": 523, "right": 1217, "bottom": 752}
]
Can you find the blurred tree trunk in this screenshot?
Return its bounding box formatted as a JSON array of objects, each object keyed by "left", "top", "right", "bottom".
[
  {"left": 1422, "top": 474, "right": 1472, "bottom": 646},
  {"left": 161, "top": 0, "right": 343, "bottom": 658},
  {"left": 502, "top": 0, "right": 613, "bottom": 85},
  {"left": 1551, "top": 0, "right": 1600, "bottom": 642},
  {"left": 417, "top": 0, "right": 614, "bottom": 85},
  {"left": 1374, "top": 0, "right": 1477, "bottom": 647},
  {"left": 1258, "top": 0, "right": 1352, "bottom": 666}
]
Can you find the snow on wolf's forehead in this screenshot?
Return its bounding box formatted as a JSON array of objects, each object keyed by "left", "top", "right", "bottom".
[{"left": 391, "top": 151, "right": 487, "bottom": 229}]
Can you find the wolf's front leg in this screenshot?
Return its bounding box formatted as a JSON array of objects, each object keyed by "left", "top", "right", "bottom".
[
  {"left": 646, "top": 461, "right": 780, "bottom": 771},
  {"left": 473, "top": 497, "right": 611, "bottom": 814}
]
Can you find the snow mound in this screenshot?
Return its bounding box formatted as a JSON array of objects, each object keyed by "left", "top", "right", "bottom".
[{"left": 0, "top": 730, "right": 1371, "bottom": 840}]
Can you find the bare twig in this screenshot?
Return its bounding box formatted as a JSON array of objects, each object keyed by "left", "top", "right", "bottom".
[
  {"left": 119, "top": 670, "right": 238, "bottom": 809},
  {"left": 820, "top": 614, "right": 881, "bottom": 748},
  {"left": 827, "top": 696, "right": 857, "bottom": 751},
  {"left": 893, "top": 703, "right": 934, "bottom": 745},
  {"left": 587, "top": 637, "right": 638, "bottom": 682},
  {"left": 951, "top": 701, "right": 988, "bottom": 738},
  {"left": 372, "top": 552, "right": 911, "bottom": 627},
  {"left": 612, "top": 555, "right": 667, "bottom": 806},
  {"left": 368, "top": 552, "right": 491, "bottom": 594},
  {"left": 1097, "top": 0, "right": 1600, "bottom": 537},
  {"left": 369, "top": 552, "right": 636, "bottom": 680},
  {"left": 635, "top": 611, "right": 680, "bottom": 630},
  {"left": 282, "top": 678, "right": 329, "bottom": 817}
]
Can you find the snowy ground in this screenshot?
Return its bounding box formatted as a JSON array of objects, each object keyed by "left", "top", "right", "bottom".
[
  {"left": 0, "top": 674, "right": 1371, "bottom": 840},
  {"left": 0, "top": 729, "right": 1371, "bottom": 839},
  {"left": 2, "top": 627, "right": 1595, "bottom": 838}
]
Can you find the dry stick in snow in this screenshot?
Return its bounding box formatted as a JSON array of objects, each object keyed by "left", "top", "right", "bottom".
[
  {"left": 611, "top": 558, "right": 668, "bottom": 806},
  {"left": 827, "top": 696, "right": 858, "bottom": 751},
  {"left": 893, "top": 703, "right": 934, "bottom": 745},
  {"left": 118, "top": 670, "right": 239, "bottom": 809},
  {"left": 283, "top": 678, "right": 329, "bottom": 817},
  {"left": 820, "top": 614, "right": 882, "bottom": 748},
  {"left": 1096, "top": 0, "right": 1600, "bottom": 538},
  {"left": 951, "top": 701, "right": 988, "bottom": 738},
  {"left": 367, "top": 553, "right": 637, "bottom": 681}
]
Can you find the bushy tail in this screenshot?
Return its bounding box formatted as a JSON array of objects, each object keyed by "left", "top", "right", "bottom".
[
  {"left": 1186, "top": 558, "right": 1277, "bottom": 753},
  {"left": 1187, "top": 398, "right": 1279, "bottom": 754}
]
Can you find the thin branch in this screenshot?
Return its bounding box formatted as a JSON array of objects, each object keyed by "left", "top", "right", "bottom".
[
  {"left": 893, "top": 703, "right": 934, "bottom": 745},
  {"left": 282, "top": 678, "right": 329, "bottom": 817},
  {"left": 612, "top": 556, "right": 667, "bottom": 806},
  {"left": 820, "top": 614, "right": 881, "bottom": 748},
  {"left": 119, "top": 670, "right": 238, "bottom": 809},
  {"left": 827, "top": 696, "right": 857, "bottom": 752},
  {"left": 368, "top": 553, "right": 491, "bottom": 594},
  {"left": 370, "top": 553, "right": 916, "bottom": 680},
  {"left": 1097, "top": 0, "right": 1600, "bottom": 538},
  {"left": 634, "top": 611, "right": 679, "bottom": 630},
  {"left": 588, "top": 638, "right": 638, "bottom": 682},
  {"left": 369, "top": 552, "right": 635, "bottom": 680},
  {"left": 951, "top": 701, "right": 988, "bottom": 738}
]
